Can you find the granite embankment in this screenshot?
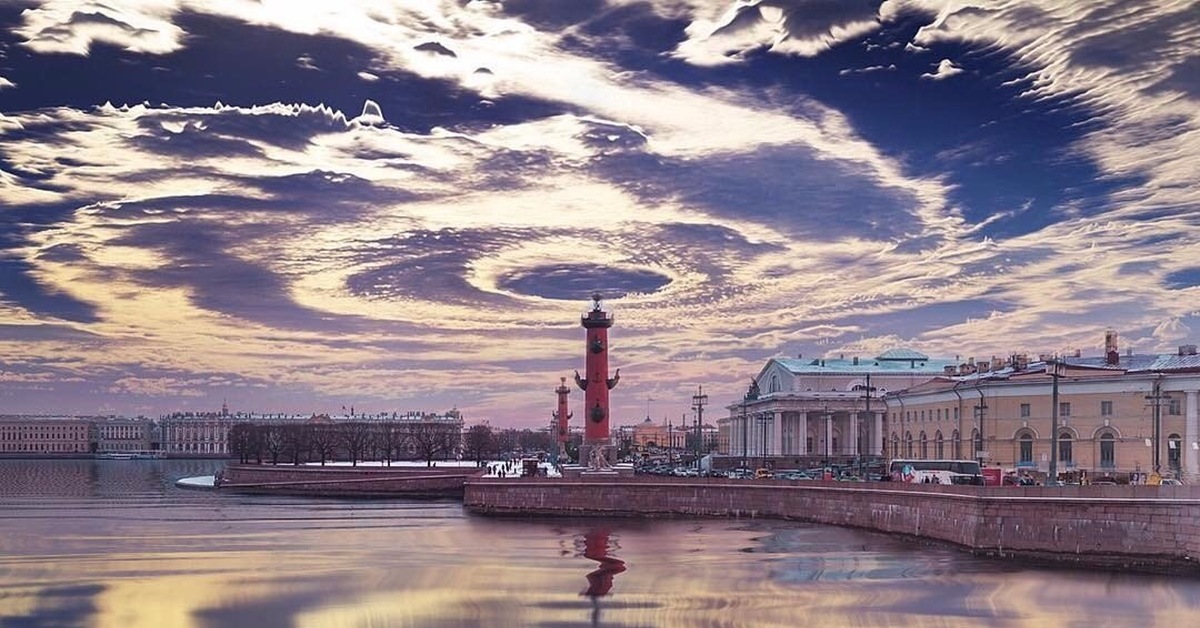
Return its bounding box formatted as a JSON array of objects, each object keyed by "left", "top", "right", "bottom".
[
  {"left": 219, "top": 463, "right": 479, "bottom": 497},
  {"left": 464, "top": 476, "right": 1200, "bottom": 575}
]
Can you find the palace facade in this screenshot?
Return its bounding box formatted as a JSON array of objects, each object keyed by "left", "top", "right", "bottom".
[{"left": 721, "top": 339, "right": 1200, "bottom": 482}]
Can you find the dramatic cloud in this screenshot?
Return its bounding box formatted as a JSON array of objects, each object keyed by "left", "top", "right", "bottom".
[
  {"left": 920, "top": 58, "right": 962, "bottom": 80},
  {"left": 0, "top": 0, "right": 1196, "bottom": 424}
]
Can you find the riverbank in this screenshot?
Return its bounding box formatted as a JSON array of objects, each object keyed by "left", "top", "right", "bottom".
[
  {"left": 463, "top": 475, "right": 1200, "bottom": 575},
  {"left": 218, "top": 463, "right": 484, "bottom": 497}
]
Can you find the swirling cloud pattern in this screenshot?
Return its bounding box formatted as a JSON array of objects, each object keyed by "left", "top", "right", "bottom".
[{"left": 0, "top": 0, "right": 1197, "bottom": 424}]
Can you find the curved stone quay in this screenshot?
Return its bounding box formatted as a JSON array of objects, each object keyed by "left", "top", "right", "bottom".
[
  {"left": 218, "top": 463, "right": 481, "bottom": 497},
  {"left": 463, "top": 476, "right": 1200, "bottom": 576}
]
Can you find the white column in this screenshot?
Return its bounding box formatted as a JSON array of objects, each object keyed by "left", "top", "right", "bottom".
[
  {"left": 772, "top": 411, "right": 783, "bottom": 456},
  {"left": 799, "top": 412, "right": 808, "bottom": 455},
  {"left": 850, "top": 412, "right": 859, "bottom": 456},
  {"left": 825, "top": 412, "right": 834, "bottom": 457},
  {"left": 1186, "top": 390, "right": 1199, "bottom": 482}
]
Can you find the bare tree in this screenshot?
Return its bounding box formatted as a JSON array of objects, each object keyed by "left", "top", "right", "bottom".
[
  {"left": 263, "top": 424, "right": 286, "bottom": 465},
  {"left": 376, "top": 421, "right": 406, "bottom": 466},
  {"left": 309, "top": 424, "right": 339, "bottom": 465},
  {"left": 341, "top": 422, "right": 374, "bottom": 466},
  {"left": 281, "top": 424, "right": 311, "bottom": 465},
  {"left": 228, "top": 423, "right": 256, "bottom": 463},
  {"left": 462, "top": 424, "right": 495, "bottom": 467},
  {"left": 410, "top": 421, "right": 458, "bottom": 467}
]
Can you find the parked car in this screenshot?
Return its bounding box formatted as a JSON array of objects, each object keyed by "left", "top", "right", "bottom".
[{"left": 1160, "top": 478, "right": 1184, "bottom": 486}]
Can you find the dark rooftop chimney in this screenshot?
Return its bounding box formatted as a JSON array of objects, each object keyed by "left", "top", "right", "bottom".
[{"left": 1105, "top": 329, "right": 1119, "bottom": 366}]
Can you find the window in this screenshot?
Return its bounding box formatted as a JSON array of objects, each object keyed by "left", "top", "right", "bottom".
[
  {"left": 973, "top": 429, "right": 983, "bottom": 459},
  {"left": 1020, "top": 403, "right": 1031, "bottom": 418},
  {"left": 1168, "top": 398, "right": 1181, "bottom": 415},
  {"left": 1018, "top": 433, "right": 1034, "bottom": 466},
  {"left": 919, "top": 432, "right": 928, "bottom": 458},
  {"left": 1100, "top": 433, "right": 1115, "bottom": 468},
  {"left": 1059, "top": 402, "right": 1071, "bottom": 417},
  {"left": 954, "top": 407, "right": 959, "bottom": 420},
  {"left": 952, "top": 429, "right": 961, "bottom": 459},
  {"left": 1100, "top": 401, "right": 1113, "bottom": 417},
  {"left": 936, "top": 408, "right": 942, "bottom": 421},
  {"left": 891, "top": 434, "right": 900, "bottom": 458},
  {"left": 935, "top": 431, "right": 944, "bottom": 459},
  {"left": 905, "top": 432, "right": 914, "bottom": 457},
  {"left": 1059, "top": 431, "right": 1073, "bottom": 465}
]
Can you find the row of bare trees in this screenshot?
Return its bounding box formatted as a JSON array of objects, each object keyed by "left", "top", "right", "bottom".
[
  {"left": 227, "top": 421, "right": 571, "bottom": 467},
  {"left": 228, "top": 421, "right": 460, "bottom": 467}
]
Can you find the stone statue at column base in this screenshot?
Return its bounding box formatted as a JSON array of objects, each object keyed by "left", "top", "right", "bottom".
[{"left": 588, "top": 444, "right": 612, "bottom": 471}]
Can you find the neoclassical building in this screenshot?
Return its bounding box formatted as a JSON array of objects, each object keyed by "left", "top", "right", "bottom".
[
  {"left": 889, "top": 347, "right": 1200, "bottom": 482},
  {"left": 721, "top": 341, "right": 1200, "bottom": 482},
  {"left": 719, "top": 349, "right": 958, "bottom": 466}
]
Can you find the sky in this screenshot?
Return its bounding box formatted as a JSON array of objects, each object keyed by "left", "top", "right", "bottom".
[{"left": 1, "top": 0, "right": 1198, "bottom": 427}]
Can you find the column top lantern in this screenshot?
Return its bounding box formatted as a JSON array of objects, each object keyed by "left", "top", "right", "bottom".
[{"left": 581, "top": 292, "right": 614, "bottom": 328}]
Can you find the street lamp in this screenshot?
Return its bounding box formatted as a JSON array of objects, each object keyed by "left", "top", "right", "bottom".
[
  {"left": 1048, "top": 358, "right": 1062, "bottom": 485},
  {"left": 973, "top": 385, "right": 987, "bottom": 467},
  {"left": 692, "top": 386, "right": 708, "bottom": 470},
  {"left": 741, "top": 396, "right": 749, "bottom": 471}
]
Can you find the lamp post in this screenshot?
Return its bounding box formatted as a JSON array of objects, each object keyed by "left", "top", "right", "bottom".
[
  {"left": 1146, "top": 375, "right": 1169, "bottom": 477},
  {"left": 667, "top": 420, "right": 673, "bottom": 462},
  {"left": 692, "top": 386, "right": 707, "bottom": 470},
  {"left": 741, "top": 397, "right": 749, "bottom": 471},
  {"left": 973, "top": 385, "right": 987, "bottom": 467},
  {"left": 1049, "top": 358, "right": 1061, "bottom": 485}
]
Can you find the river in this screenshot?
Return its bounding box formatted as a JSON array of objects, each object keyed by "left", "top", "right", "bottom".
[{"left": 1, "top": 459, "right": 1198, "bottom": 627}]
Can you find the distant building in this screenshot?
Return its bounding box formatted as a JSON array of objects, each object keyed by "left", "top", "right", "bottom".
[
  {"left": 0, "top": 417, "right": 91, "bottom": 456},
  {"left": 94, "top": 416, "right": 155, "bottom": 454}
]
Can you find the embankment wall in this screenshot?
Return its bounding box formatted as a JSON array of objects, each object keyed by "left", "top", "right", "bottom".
[
  {"left": 464, "top": 476, "right": 1200, "bottom": 574},
  {"left": 220, "top": 463, "right": 479, "bottom": 497}
]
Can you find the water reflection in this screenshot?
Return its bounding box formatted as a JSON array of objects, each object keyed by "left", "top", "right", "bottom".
[
  {"left": 3, "top": 460, "right": 1200, "bottom": 627},
  {"left": 579, "top": 528, "right": 627, "bottom": 626}
]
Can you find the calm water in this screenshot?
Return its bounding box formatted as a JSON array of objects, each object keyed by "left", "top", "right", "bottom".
[{"left": 1, "top": 460, "right": 1198, "bottom": 627}]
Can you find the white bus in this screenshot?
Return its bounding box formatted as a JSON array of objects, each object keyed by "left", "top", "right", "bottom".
[{"left": 888, "top": 459, "right": 984, "bottom": 485}]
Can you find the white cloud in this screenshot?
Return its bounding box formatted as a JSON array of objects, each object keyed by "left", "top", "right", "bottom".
[
  {"left": 920, "top": 58, "right": 963, "bottom": 80},
  {"left": 0, "top": 77, "right": 15, "bottom": 90}
]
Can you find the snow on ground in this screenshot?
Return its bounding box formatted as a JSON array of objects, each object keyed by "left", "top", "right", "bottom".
[{"left": 175, "top": 475, "right": 216, "bottom": 489}]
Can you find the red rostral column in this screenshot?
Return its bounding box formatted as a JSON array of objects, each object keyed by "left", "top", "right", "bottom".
[
  {"left": 554, "top": 376, "right": 572, "bottom": 449},
  {"left": 575, "top": 293, "right": 620, "bottom": 448}
]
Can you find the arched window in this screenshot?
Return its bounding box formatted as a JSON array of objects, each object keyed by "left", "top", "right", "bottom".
[
  {"left": 905, "top": 431, "right": 914, "bottom": 458},
  {"left": 1169, "top": 433, "right": 1182, "bottom": 473},
  {"left": 891, "top": 433, "right": 900, "bottom": 458},
  {"left": 972, "top": 429, "right": 983, "bottom": 461},
  {"left": 1058, "top": 431, "right": 1073, "bottom": 466},
  {"left": 1017, "top": 430, "right": 1034, "bottom": 467},
  {"left": 952, "top": 429, "right": 961, "bottom": 459},
  {"left": 919, "top": 431, "right": 928, "bottom": 459},
  {"left": 769, "top": 374, "right": 780, "bottom": 393},
  {"left": 1099, "top": 432, "right": 1116, "bottom": 468},
  {"left": 935, "top": 430, "right": 944, "bottom": 459}
]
